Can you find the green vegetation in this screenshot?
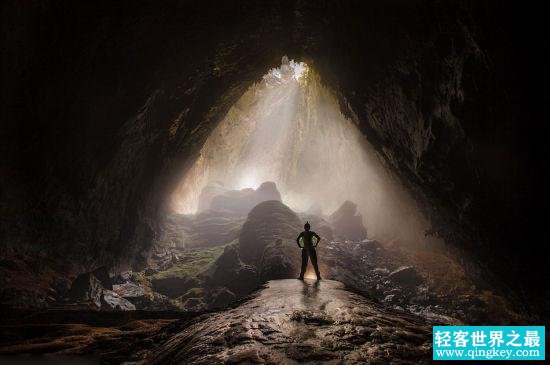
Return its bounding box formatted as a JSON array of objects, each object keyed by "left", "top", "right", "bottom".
[
  {"left": 153, "top": 246, "right": 226, "bottom": 280},
  {"left": 132, "top": 271, "right": 155, "bottom": 294}
]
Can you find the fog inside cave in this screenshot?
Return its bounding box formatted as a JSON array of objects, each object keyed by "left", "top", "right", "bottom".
[{"left": 171, "top": 57, "right": 436, "bottom": 246}]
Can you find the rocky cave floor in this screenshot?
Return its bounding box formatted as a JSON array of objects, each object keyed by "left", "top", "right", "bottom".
[
  {"left": 1, "top": 280, "right": 436, "bottom": 364},
  {"left": 148, "top": 279, "right": 434, "bottom": 364},
  {"left": 0, "top": 192, "right": 526, "bottom": 363}
]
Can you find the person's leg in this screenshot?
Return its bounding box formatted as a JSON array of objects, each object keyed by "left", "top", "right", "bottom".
[
  {"left": 298, "top": 249, "right": 308, "bottom": 279},
  {"left": 309, "top": 248, "right": 321, "bottom": 280}
]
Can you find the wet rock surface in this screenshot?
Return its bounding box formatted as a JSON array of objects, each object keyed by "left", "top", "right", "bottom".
[{"left": 148, "top": 279, "right": 433, "bottom": 364}]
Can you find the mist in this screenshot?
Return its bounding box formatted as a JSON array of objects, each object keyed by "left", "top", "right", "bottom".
[{"left": 171, "top": 57, "right": 436, "bottom": 247}]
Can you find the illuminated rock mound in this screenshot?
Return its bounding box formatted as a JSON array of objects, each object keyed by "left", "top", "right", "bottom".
[{"left": 238, "top": 200, "right": 302, "bottom": 267}]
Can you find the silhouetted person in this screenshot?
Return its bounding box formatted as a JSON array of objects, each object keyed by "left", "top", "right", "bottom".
[{"left": 296, "top": 221, "right": 321, "bottom": 280}]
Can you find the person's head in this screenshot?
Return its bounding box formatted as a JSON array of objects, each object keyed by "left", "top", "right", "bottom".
[{"left": 304, "top": 221, "right": 310, "bottom": 231}]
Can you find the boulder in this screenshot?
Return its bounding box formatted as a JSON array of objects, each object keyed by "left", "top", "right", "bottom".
[
  {"left": 259, "top": 239, "right": 300, "bottom": 281},
  {"left": 91, "top": 266, "right": 112, "bottom": 290},
  {"left": 329, "top": 201, "right": 367, "bottom": 241},
  {"left": 239, "top": 200, "right": 302, "bottom": 264},
  {"left": 209, "top": 244, "right": 258, "bottom": 297},
  {"left": 255, "top": 181, "right": 282, "bottom": 202},
  {"left": 113, "top": 281, "right": 146, "bottom": 298},
  {"left": 388, "top": 266, "right": 423, "bottom": 287},
  {"left": 100, "top": 290, "right": 136, "bottom": 311},
  {"left": 67, "top": 273, "right": 103, "bottom": 307}
]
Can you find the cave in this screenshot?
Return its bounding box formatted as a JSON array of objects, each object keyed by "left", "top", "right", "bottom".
[{"left": 1, "top": 0, "right": 547, "bottom": 363}]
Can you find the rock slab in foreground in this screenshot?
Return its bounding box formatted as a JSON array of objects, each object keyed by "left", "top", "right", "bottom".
[{"left": 148, "top": 279, "right": 433, "bottom": 364}]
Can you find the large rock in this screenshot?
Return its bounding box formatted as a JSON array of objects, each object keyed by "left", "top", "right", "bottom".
[
  {"left": 239, "top": 200, "right": 302, "bottom": 265},
  {"left": 67, "top": 273, "right": 104, "bottom": 307},
  {"left": 209, "top": 181, "right": 282, "bottom": 216},
  {"left": 207, "top": 287, "right": 236, "bottom": 309},
  {"left": 67, "top": 269, "right": 136, "bottom": 310},
  {"left": 389, "top": 266, "right": 423, "bottom": 287},
  {"left": 100, "top": 290, "right": 136, "bottom": 311},
  {"left": 328, "top": 201, "right": 367, "bottom": 241},
  {"left": 208, "top": 244, "right": 258, "bottom": 297},
  {"left": 259, "top": 239, "right": 300, "bottom": 281},
  {"left": 91, "top": 266, "right": 112, "bottom": 290},
  {"left": 113, "top": 281, "right": 146, "bottom": 298}
]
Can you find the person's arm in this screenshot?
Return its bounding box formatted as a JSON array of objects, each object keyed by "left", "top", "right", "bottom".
[
  {"left": 296, "top": 232, "right": 303, "bottom": 248},
  {"left": 313, "top": 232, "right": 321, "bottom": 247}
]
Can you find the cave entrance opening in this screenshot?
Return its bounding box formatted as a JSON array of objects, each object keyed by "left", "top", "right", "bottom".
[{"left": 168, "top": 56, "right": 435, "bottom": 249}]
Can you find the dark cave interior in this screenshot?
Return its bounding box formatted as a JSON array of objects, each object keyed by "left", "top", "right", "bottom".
[{"left": 1, "top": 0, "right": 548, "bottom": 362}]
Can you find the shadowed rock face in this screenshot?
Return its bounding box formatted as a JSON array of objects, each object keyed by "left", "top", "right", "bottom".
[
  {"left": 207, "top": 244, "right": 258, "bottom": 298},
  {"left": 1, "top": 0, "right": 546, "bottom": 317},
  {"left": 148, "top": 279, "right": 433, "bottom": 364},
  {"left": 67, "top": 273, "right": 103, "bottom": 308}
]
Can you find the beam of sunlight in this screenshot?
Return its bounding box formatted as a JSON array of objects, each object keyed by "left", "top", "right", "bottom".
[{"left": 170, "top": 56, "right": 438, "bottom": 247}]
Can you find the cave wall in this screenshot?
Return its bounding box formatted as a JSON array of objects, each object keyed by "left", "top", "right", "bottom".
[{"left": 1, "top": 1, "right": 546, "bottom": 306}]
